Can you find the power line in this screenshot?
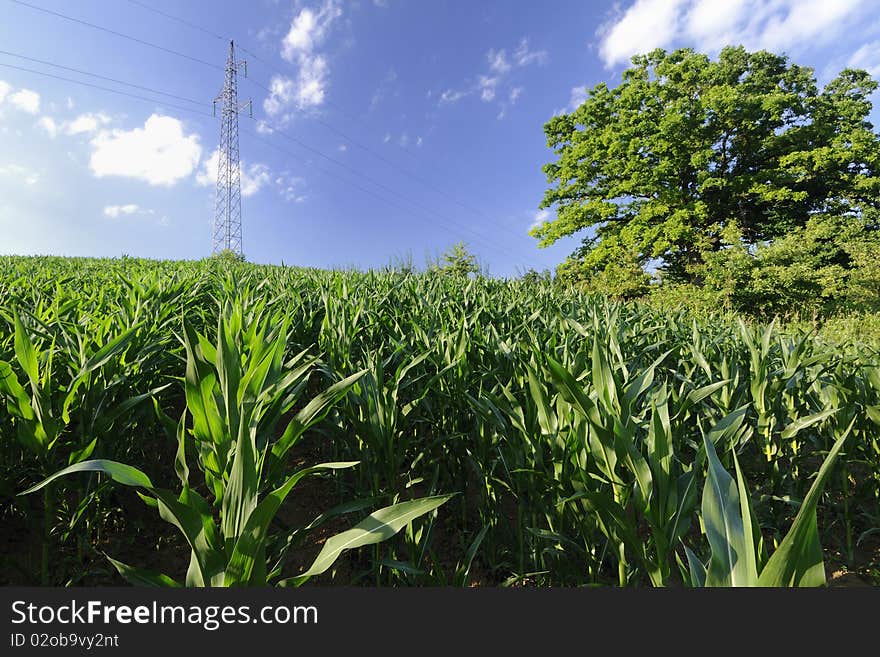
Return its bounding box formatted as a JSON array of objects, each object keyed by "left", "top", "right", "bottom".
[
  {"left": 0, "top": 49, "right": 205, "bottom": 107},
  {"left": 124, "top": 0, "right": 225, "bottom": 41},
  {"left": 259, "top": 120, "right": 538, "bottom": 263},
  {"left": 243, "top": 127, "right": 536, "bottom": 267},
  {"left": 118, "top": 0, "right": 526, "bottom": 240},
  {"left": 1, "top": 59, "right": 537, "bottom": 267},
  {"left": 121, "top": 0, "right": 419, "bottom": 161},
  {"left": 0, "top": 62, "right": 213, "bottom": 117},
  {"left": 16, "top": 0, "right": 531, "bottom": 247},
  {"left": 9, "top": 0, "right": 222, "bottom": 70},
  {"left": 245, "top": 79, "right": 530, "bottom": 244},
  {"left": 322, "top": 98, "right": 422, "bottom": 160},
  {"left": 122, "top": 0, "right": 276, "bottom": 69}
]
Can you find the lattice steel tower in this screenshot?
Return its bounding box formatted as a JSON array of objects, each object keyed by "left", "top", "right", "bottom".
[{"left": 212, "top": 40, "right": 251, "bottom": 256}]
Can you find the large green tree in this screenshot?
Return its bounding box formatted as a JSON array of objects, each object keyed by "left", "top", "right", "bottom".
[{"left": 533, "top": 46, "right": 880, "bottom": 290}]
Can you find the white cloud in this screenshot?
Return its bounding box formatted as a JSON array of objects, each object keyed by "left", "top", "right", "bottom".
[
  {"left": 241, "top": 163, "right": 271, "bottom": 197},
  {"left": 281, "top": 1, "right": 341, "bottom": 60},
  {"left": 272, "top": 0, "right": 341, "bottom": 115},
  {"left": 554, "top": 85, "right": 589, "bottom": 116},
  {"left": 370, "top": 69, "right": 398, "bottom": 108},
  {"left": 598, "top": 0, "right": 868, "bottom": 68},
  {"left": 37, "top": 116, "right": 58, "bottom": 138},
  {"left": 439, "top": 88, "right": 468, "bottom": 105},
  {"left": 264, "top": 57, "right": 329, "bottom": 116},
  {"left": 37, "top": 112, "right": 111, "bottom": 139},
  {"left": 531, "top": 208, "right": 551, "bottom": 230},
  {"left": 337, "top": 143, "right": 347, "bottom": 152},
  {"left": 89, "top": 114, "right": 201, "bottom": 186},
  {"left": 9, "top": 88, "right": 40, "bottom": 114},
  {"left": 196, "top": 148, "right": 271, "bottom": 197},
  {"left": 65, "top": 97, "right": 74, "bottom": 110},
  {"left": 478, "top": 76, "right": 498, "bottom": 102},
  {"left": 488, "top": 48, "right": 511, "bottom": 74},
  {"left": 497, "top": 87, "right": 525, "bottom": 120},
  {"left": 0, "top": 80, "right": 10, "bottom": 104},
  {"left": 274, "top": 173, "right": 307, "bottom": 203},
  {"left": 513, "top": 38, "right": 549, "bottom": 67},
  {"left": 264, "top": 76, "right": 296, "bottom": 116},
  {"left": 103, "top": 204, "right": 142, "bottom": 218},
  {"left": 569, "top": 86, "right": 588, "bottom": 108},
  {"left": 599, "top": 0, "right": 687, "bottom": 67},
  {"left": 296, "top": 54, "right": 329, "bottom": 107},
  {"left": 441, "top": 37, "right": 546, "bottom": 110},
  {"left": 0, "top": 163, "right": 39, "bottom": 186},
  {"left": 67, "top": 112, "right": 111, "bottom": 135},
  {"left": 848, "top": 40, "right": 880, "bottom": 76}
]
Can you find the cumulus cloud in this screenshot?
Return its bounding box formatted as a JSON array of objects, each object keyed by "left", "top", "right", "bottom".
[
  {"left": 598, "top": 0, "right": 868, "bottom": 68},
  {"left": 267, "top": 0, "right": 341, "bottom": 118},
  {"left": 37, "top": 112, "right": 111, "bottom": 139},
  {"left": 89, "top": 114, "right": 201, "bottom": 186},
  {"left": 196, "top": 148, "right": 271, "bottom": 197},
  {"left": 554, "top": 85, "right": 589, "bottom": 116},
  {"left": 294, "top": 54, "right": 330, "bottom": 107},
  {"left": 37, "top": 116, "right": 58, "bottom": 137},
  {"left": 8, "top": 88, "right": 40, "bottom": 114},
  {"left": 281, "top": 1, "right": 341, "bottom": 60},
  {"left": 103, "top": 204, "right": 143, "bottom": 218},
  {"left": 255, "top": 119, "right": 275, "bottom": 135},
  {"left": 0, "top": 80, "right": 10, "bottom": 104},
  {"left": 264, "top": 76, "right": 296, "bottom": 116},
  {"left": 263, "top": 53, "right": 329, "bottom": 116},
  {"left": 530, "top": 208, "right": 551, "bottom": 230},
  {"left": 67, "top": 112, "right": 111, "bottom": 135}
]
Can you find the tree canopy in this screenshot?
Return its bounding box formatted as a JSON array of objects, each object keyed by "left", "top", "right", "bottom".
[
  {"left": 436, "top": 241, "right": 481, "bottom": 278},
  {"left": 532, "top": 46, "right": 880, "bottom": 292}
]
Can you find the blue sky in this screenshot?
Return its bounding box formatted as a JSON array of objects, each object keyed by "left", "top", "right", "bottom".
[{"left": 1, "top": 0, "right": 879, "bottom": 277}]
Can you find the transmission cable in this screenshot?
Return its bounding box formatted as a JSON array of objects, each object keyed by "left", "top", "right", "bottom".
[{"left": 1, "top": 60, "right": 537, "bottom": 267}]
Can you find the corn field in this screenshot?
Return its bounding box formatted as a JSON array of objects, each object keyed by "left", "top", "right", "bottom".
[{"left": 1, "top": 255, "right": 878, "bottom": 586}]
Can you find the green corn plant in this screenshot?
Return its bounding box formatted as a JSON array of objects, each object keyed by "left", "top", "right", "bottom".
[
  {"left": 546, "top": 345, "right": 724, "bottom": 587},
  {"left": 19, "top": 301, "right": 452, "bottom": 586},
  {"left": 3, "top": 255, "right": 879, "bottom": 587},
  {"left": 685, "top": 415, "right": 853, "bottom": 587},
  {"left": 0, "top": 312, "right": 139, "bottom": 584}
]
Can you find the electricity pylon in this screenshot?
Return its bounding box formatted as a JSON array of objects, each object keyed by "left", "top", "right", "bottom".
[{"left": 212, "top": 40, "right": 252, "bottom": 256}]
